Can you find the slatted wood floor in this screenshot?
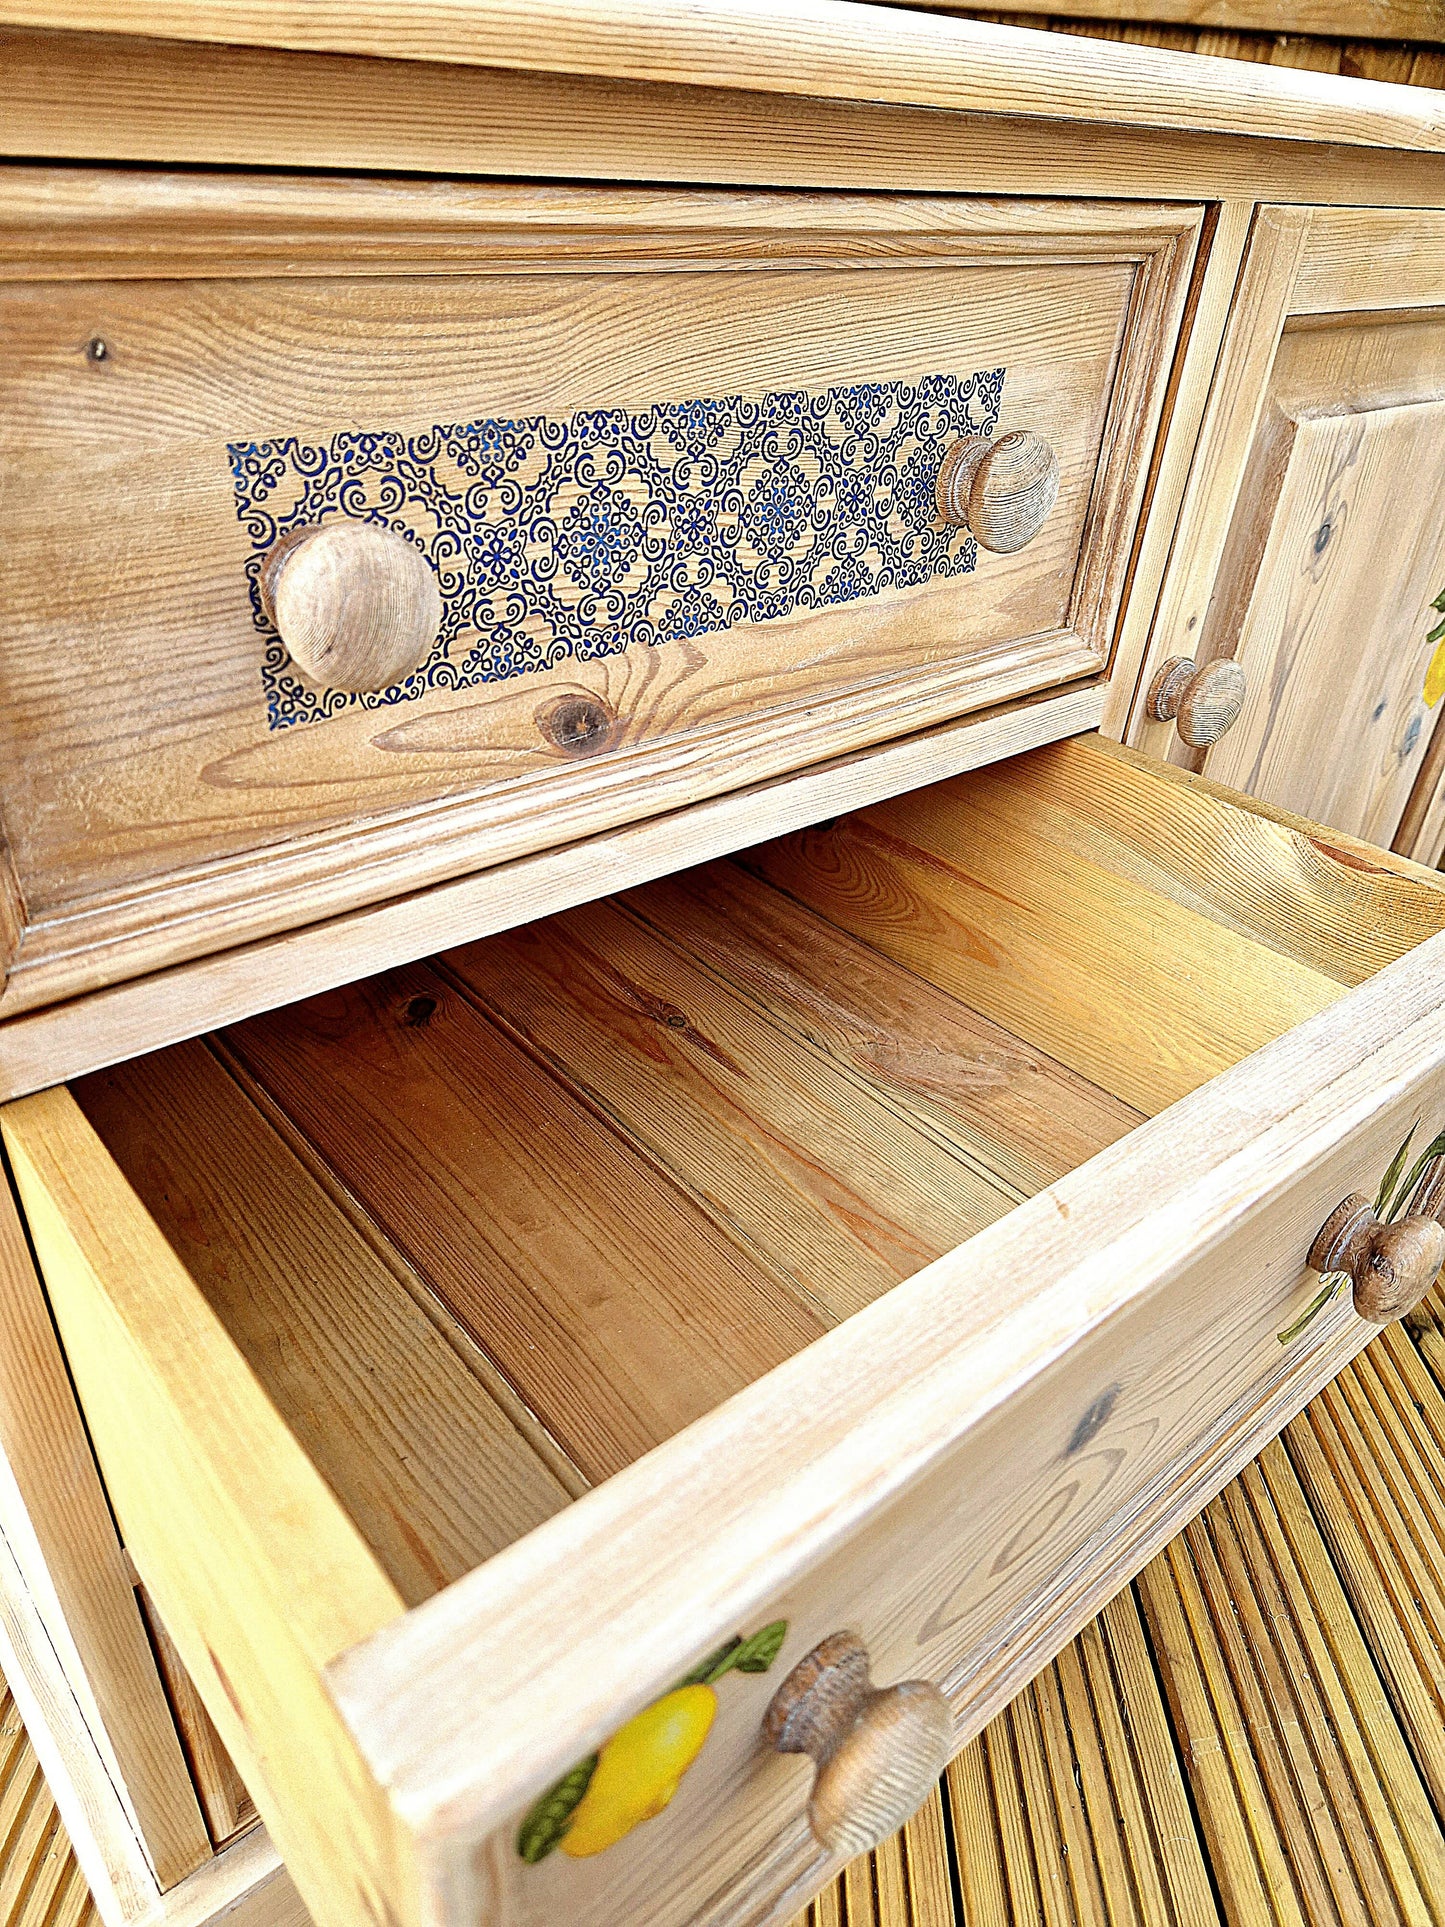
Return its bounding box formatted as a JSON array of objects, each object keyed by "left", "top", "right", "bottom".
[
  {"left": 0, "top": 1691, "right": 95, "bottom": 1927},
  {"left": 13, "top": 1284, "right": 1445, "bottom": 1927}
]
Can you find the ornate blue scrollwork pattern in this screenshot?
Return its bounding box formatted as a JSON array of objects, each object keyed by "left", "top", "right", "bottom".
[{"left": 229, "top": 367, "right": 1006, "bottom": 730}]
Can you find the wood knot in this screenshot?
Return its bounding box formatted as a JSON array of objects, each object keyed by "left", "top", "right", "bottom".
[{"left": 536, "top": 693, "right": 618, "bottom": 758}]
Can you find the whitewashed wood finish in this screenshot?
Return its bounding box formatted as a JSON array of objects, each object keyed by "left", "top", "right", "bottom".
[
  {"left": 0, "top": 0, "right": 1442, "bottom": 152},
  {"left": 0, "top": 1527, "right": 308, "bottom": 1927},
  {"left": 0, "top": 1177, "right": 211, "bottom": 1889},
  {"left": 1099, "top": 198, "right": 1255, "bottom": 744},
  {"left": 1125, "top": 205, "right": 1308, "bottom": 765},
  {"left": 0, "top": 174, "right": 1196, "bottom": 1027},
  {"left": 0, "top": 682, "right": 1104, "bottom": 1101},
  {"left": 1200, "top": 399, "right": 1445, "bottom": 838},
  {"left": 2, "top": 1090, "right": 408, "bottom": 1927},
  {"left": 0, "top": 1525, "right": 159, "bottom": 1927}
]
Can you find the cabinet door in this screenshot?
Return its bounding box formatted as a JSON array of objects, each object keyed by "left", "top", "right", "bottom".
[{"left": 1129, "top": 207, "right": 1445, "bottom": 859}]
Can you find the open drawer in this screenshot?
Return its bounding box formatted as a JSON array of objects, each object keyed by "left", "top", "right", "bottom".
[{"left": 8, "top": 736, "right": 1445, "bottom": 1927}]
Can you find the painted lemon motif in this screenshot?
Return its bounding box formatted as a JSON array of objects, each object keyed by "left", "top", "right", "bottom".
[
  {"left": 514, "top": 1620, "right": 788, "bottom": 1866},
  {"left": 559, "top": 1684, "right": 717, "bottom": 1857}
]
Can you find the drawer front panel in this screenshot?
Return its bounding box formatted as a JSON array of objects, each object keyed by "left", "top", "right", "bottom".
[{"left": 0, "top": 173, "right": 1200, "bottom": 1017}]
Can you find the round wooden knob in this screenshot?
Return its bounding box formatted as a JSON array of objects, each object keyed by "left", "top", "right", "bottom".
[
  {"left": 1308, "top": 1192, "right": 1445, "bottom": 1324},
  {"left": 1145, "top": 656, "right": 1247, "bottom": 749},
  {"left": 259, "top": 520, "right": 441, "bottom": 693},
  {"left": 762, "top": 1631, "right": 952, "bottom": 1858},
  {"left": 935, "top": 429, "right": 1060, "bottom": 554}
]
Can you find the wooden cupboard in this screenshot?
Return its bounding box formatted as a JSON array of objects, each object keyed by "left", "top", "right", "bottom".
[
  {"left": 1128, "top": 206, "right": 1445, "bottom": 859},
  {"left": 1, "top": 9, "right": 1445, "bottom": 1927}
]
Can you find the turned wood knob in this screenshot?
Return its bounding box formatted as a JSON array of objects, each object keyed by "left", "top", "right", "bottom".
[
  {"left": 1145, "top": 656, "right": 1247, "bottom": 748},
  {"left": 763, "top": 1631, "right": 952, "bottom": 1857},
  {"left": 935, "top": 429, "right": 1060, "bottom": 554},
  {"left": 1308, "top": 1193, "right": 1445, "bottom": 1324},
  {"left": 259, "top": 520, "right": 441, "bottom": 693}
]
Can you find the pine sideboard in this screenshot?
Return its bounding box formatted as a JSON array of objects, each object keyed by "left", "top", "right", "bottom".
[{"left": 3, "top": 9, "right": 1445, "bottom": 1927}]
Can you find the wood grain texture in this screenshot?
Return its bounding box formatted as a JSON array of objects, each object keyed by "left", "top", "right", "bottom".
[
  {"left": 0, "top": 176, "right": 1191, "bottom": 1024},
  {"left": 221, "top": 965, "right": 827, "bottom": 1485},
  {"left": 763, "top": 1633, "right": 952, "bottom": 1859},
  {"left": 0, "top": 166, "right": 1199, "bottom": 280},
  {"left": 72, "top": 1041, "right": 572, "bottom": 1603},
  {"left": 0, "top": 682, "right": 1105, "bottom": 1104},
  {"left": 1099, "top": 199, "right": 1255, "bottom": 744},
  {"left": 983, "top": 737, "right": 1445, "bottom": 985},
  {"left": 0, "top": 1524, "right": 153, "bottom": 1927},
  {"left": 944, "top": 1588, "right": 1215, "bottom": 1927},
  {"left": 1289, "top": 206, "right": 1445, "bottom": 315},
  {"left": 145, "top": 1830, "right": 304, "bottom": 1927},
  {"left": 0, "top": 1090, "right": 408, "bottom": 1927},
  {"left": 0, "top": 1171, "right": 211, "bottom": 1890},
  {"left": 15, "top": 740, "right": 1445, "bottom": 1927},
  {"left": 619, "top": 860, "right": 1142, "bottom": 1196},
  {"left": 1200, "top": 398, "right": 1445, "bottom": 843},
  {"left": 1129, "top": 207, "right": 1445, "bottom": 853},
  {"left": 0, "top": 1680, "right": 98, "bottom": 1927},
  {"left": 1392, "top": 705, "right": 1445, "bottom": 864},
  {"left": 1127, "top": 204, "right": 1309, "bottom": 769},
  {"left": 324, "top": 899, "right": 1445, "bottom": 1927},
  {"left": 261, "top": 523, "right": 440, "bottom": 696},
  {"left": 7, "top": 30, "right": 1445, "bottom": 210},
  {"left": 1286, "top": 1326, "right": 1445, "bottom": 1818},
  {"left": 0, "top": 1523, "right": 307, "bottom": 1927},
  {"left": 137, "top": 1597, "right": 256, "bottom": 1853},
  {"left": 439, "top": 889, "right": 1080, "bottom": 1317},
  {"left": 742, "top": 738, "right": 1347, "bottom": 1112},
  {"left": 0, "top": 0, "right": 1442, "bottom": 150}
]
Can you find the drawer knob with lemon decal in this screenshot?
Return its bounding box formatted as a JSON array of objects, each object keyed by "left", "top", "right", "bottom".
[{"left": 515, "top": 1620, "right": 788, "bottom": 1862}]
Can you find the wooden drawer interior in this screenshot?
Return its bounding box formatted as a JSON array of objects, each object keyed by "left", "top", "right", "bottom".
[
  {"left": 12, "top": 733, "right": 1445, "bottom": 1926},
  {"left": 54, "top": 734, "right": 1445, "bottom": 1575}
]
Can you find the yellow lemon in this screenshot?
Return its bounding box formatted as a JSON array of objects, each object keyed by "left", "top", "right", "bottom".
[
  {"left": 559, "top": 1685, "right": 717, "bottom": 1857},
  {"left": 1426, "top": 634, "right": 1445, "bottom": 709}
]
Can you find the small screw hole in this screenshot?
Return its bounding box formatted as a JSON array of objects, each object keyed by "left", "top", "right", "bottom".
[{"left": 85, "top": 337, "right": 109, "bottom": 363}]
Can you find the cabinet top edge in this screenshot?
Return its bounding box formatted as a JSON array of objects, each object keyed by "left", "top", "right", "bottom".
[{"left": 1, "top": 0, "right": 1444, "bottom": 157}]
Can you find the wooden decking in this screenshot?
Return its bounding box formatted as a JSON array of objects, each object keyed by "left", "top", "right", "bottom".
[
  {"left": 12, "top": 1287, "right": 1445, "bottom": 1927},
  {"left": 0, "top": 1691, "right": 95, "bottom": 1927}
]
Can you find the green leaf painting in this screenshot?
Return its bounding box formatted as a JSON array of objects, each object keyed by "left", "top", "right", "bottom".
[{"left": 516, "top": 1755, "right": 598, "bottom": 1864}]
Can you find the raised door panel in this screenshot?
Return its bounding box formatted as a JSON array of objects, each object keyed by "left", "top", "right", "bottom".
[
  {"left": 1201, "top": 384, "right": 1445, "bottom": 840},
  {"left": 1128, "top": 207, "right": 1445, "bottom": 855}
]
